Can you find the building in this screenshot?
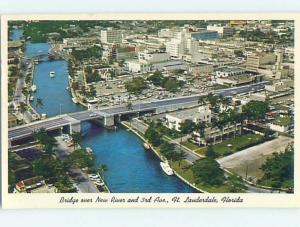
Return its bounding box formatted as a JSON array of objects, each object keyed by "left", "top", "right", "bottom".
[
  {"left": 101, "top": 28, "right": 123, "bottom": 44},
  {"left": 265, "top": 79, "right": 294, "bottom": 92},
  {"left": 151, "top": 60, "right": 187, "bottom": 72},
  {"left": 124, "top": 60, "right": 150, "bottom": 73},
  {"left": 246, "top": 52, "right": 276, "bottom": 70},
  {"left": 191, "top": 30, "right": 219, "bottom": 41},
  {"left": 166, "top": 38, "right": 184, "bottom": 58},
  {"left": 207, "top": 25, "right": 235, "bottom": 38},
  {"left": 15, "top": 176, "right": 45, "bottom": 193},
  {"left": 214, "top": 67, "right": 263, "bottom": 87},
  {"left": 138, "top": 51, "right": 170, "bottom": 64},
  {"left": 165, "top": 106, "right": 211, "bottom": 131}
]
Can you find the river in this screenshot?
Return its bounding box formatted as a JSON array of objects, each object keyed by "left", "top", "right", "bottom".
[{"left": 10, "top": 28, "right": 196, "bottom": 193}]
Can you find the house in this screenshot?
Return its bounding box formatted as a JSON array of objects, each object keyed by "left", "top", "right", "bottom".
[{"left": 15, "top": 176, "right": 45, "bottom": 193}]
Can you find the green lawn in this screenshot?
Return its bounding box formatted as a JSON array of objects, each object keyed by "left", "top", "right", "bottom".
[
  {"left": 170, "top": 160, "right": 232, "bottom": 193},
  {"left": 212, "top": 134, "right": 264, "bottom": 157},
  {"left": 273, "top": 116, "right": 292, "bottom": 127},
  {"left": 180, "top": 141, "right": 207, "bottom": 156}
]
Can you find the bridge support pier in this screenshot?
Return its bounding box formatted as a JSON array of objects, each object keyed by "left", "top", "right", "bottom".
[{"left": 104, "top": 115, "right": 115, "bottom": 127}]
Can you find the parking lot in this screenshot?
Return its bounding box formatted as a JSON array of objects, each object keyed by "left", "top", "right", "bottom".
[{"left": 217, "top": 136, "right": 293, "bottom": 183}]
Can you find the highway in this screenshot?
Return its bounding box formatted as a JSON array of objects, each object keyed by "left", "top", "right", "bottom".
[{"left": 8, "top": 81, "right": 269, "bottom": 141}]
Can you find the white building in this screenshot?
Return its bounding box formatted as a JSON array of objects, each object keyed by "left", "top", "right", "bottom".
[
  {"left": 166, "top": 38, "right": 184, "bottom": 58},
  {"left": 165, "top": 106, "right": 211, "bottom": 131},
  {"left": 101, "top": 28, "right": 123, "bottom": 44},
  {"left": 138, "top": 51, "right": 170, "bottom": 64},
  {"left": 124, "top": 60, "right": 150, "bottom": 73}
]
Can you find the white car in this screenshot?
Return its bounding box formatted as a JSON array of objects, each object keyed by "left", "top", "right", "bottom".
[{"left": 89, "top": 113, "right": 97, "bottom": 117}]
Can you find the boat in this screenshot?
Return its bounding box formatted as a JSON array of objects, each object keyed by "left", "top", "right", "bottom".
[
  {"left": 31, "top": 85, "right": 37, "bottom": 92},
  {"left": 66, "top": 86, "right": 69, "bottom": 90},
  {"left": 143, "top": 143, "right": 151, "bottom": 150},
  {"left": 72, "top": 97, "right": 78, "bottom": 104},
  {"left": 160, "top": 162, "right": 174, "bottom": 176},
  {"left": 86, "top": 147, "right": 93, "bottom": 154},
  {"left": 29, "top": 96, "right": 34, "bottom": 101},
  {"left": 33, "top": 59, "right": 39, "bottom": 64},
  {"left": 49, "top": 71, "right": 55, "bottom": 78}
]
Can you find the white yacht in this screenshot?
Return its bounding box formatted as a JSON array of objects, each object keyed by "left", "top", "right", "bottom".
[
  {"left": 31, "top": 84, "right": 37, "bottom": 92},
  {"left": 29, "top": 96, "right": 34, "bottom": 101},
  {"left": 160, "top": 162, "right": 174, "bottom": 176},
  {"left": 49, "top": 71, "right": 55, "bottom": 78}
]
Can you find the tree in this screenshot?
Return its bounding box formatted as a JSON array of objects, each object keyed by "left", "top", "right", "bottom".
[
  {"left": 126, "top": 102, "right": 133, "bottom": 111},
  {"left": 205, "top": 145, "right": 218, "bottom": 159},
  {"left": 69, "top": 149, "right": 94, "bottom": 169},
  {"left": 179, "top": 119, "right": 196, "bottom": 146},
  {"left": 195, "top": 121, "right": 207, "bottom": 144},
  {"left": 242, "top": 100, "right": 269, "bottom": 122},
  {"left": 144, "top": 123, "right": 161, "bottom": 147},
  {"left": 125, "top": 77, "right": 148, "bottom": 94},
  {"left": 259, "top": 145, "right": 294, "bottom": 190},
  {"left": 35, "top": 97, "right": 44, "bottom": 109},
  {"left": 97, "top": 164, "right": 108, "bottom": 183},
  {"left": 19, "top": 102, "right": 28, "bottom": 114},
  {"left": 198, "top": 96, "right": 206, "bottom": 105},
  {"left": 33, "top": 128, "right": 57, "bottom": 155},
  {"left": 159, "top": 141, "right": 176, "bottom": 160},
  {"left": 71, "top": 132, "right": 82, "bottom": 150},
  {"left": 192, "top": 158, "right": 225, "bottom": 186},
  {"left": 147, "top": 71, "right": 163, "bottom": 86},
  {"left": 227, "top": 175, "right": 247, "bottom": 192}
]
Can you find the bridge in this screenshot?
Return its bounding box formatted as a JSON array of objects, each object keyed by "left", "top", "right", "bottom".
[{"left": 8, "top": 81, "right": 269, "bottom": 146}]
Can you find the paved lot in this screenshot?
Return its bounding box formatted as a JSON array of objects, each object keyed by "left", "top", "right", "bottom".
[{"left": 217, "top": 136, "right": 293, "bottom": 183}]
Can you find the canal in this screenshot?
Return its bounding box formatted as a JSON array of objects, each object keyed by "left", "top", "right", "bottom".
[{"left": 11, "top": 28, "right": 196, "bottom": 193}]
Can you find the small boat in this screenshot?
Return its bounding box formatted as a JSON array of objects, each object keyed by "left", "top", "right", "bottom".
[
  {"left": 31, "top": 85, "right": 37, "bottom": 92},
  {"left": 29, "top": 96, "right": 34, "bottom": 101},
  {"left": 72, "top": 97, "right": 78, "bottom": 104},
  {"left": 160, "top": 162, "right": 174, "bottom": 176},
  {"left": 143, "top": 143, "right": 151, "bottom": 150},
  {"left": 33, "top": 59, "right": 39, "bottom": 64},
  {"left": 49, "top": 71, "right": 55, "bottom": 78},
  {"left": 66, "top": 86, "right": 69, "bottom": 90},
  {"left": 86, "top": 147, "right": 93, "bottom": 154}
]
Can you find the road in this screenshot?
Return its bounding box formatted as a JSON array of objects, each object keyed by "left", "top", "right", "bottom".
[
  {"left": 55, "top": 136, "right": 99, "bottom": 193},
  {"left": 9, "top": 81, "right": 269, "bottom": 141}
]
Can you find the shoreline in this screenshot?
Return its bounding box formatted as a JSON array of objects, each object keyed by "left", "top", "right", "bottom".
[{"left": 120, "top": 121, "right": 207, "bottom": 193}]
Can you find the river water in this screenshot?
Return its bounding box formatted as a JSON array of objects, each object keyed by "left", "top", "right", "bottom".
[{"left": 10, "top": 28, "right": 196, "bottom": 193}]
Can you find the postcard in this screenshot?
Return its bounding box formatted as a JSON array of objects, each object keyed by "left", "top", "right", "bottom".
[{"left": 1, "top": 13, "right": 299, "bottom": 208}]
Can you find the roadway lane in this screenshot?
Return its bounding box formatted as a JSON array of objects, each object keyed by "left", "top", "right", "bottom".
[{"left": 8, "top": 81, "right": 269, "bottom": 140}]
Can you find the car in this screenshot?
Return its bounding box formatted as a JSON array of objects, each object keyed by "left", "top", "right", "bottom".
[{"left": 89, "top": 113, "right": 97, "bottom": 117}]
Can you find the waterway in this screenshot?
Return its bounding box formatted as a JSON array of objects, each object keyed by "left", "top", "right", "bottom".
[{"left": 11, "top": 28, "right": 196, "bottom": 193}]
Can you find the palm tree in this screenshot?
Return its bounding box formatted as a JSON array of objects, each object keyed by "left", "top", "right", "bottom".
[
  {"left": 126, "top": 101, "right": 133, "bottom": 111},
  {"left": 35, "top": 97, "right": 44, "bottom": 109},
  {"left": 71, "top": 132, "right": 82, "bottom": 150},
  {"left": 97, "top": 164, "right": 108, "bottom": 183},
  {"left": 198, "top": 96, "right": 206, "bottom": 105},
  {"left": 19, "top": 102, "right": 27, "bottom": 114},
  {"left": 195, "top": 121, "right": 207, "bottom": 146}
]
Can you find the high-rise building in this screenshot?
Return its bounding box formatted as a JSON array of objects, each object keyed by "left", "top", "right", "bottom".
[
  {"left": 207, "top": 25, "right": 235, "bottom": 38},
  {"left": 100, "top": 28, "right": 123, "bottom": 44}
]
